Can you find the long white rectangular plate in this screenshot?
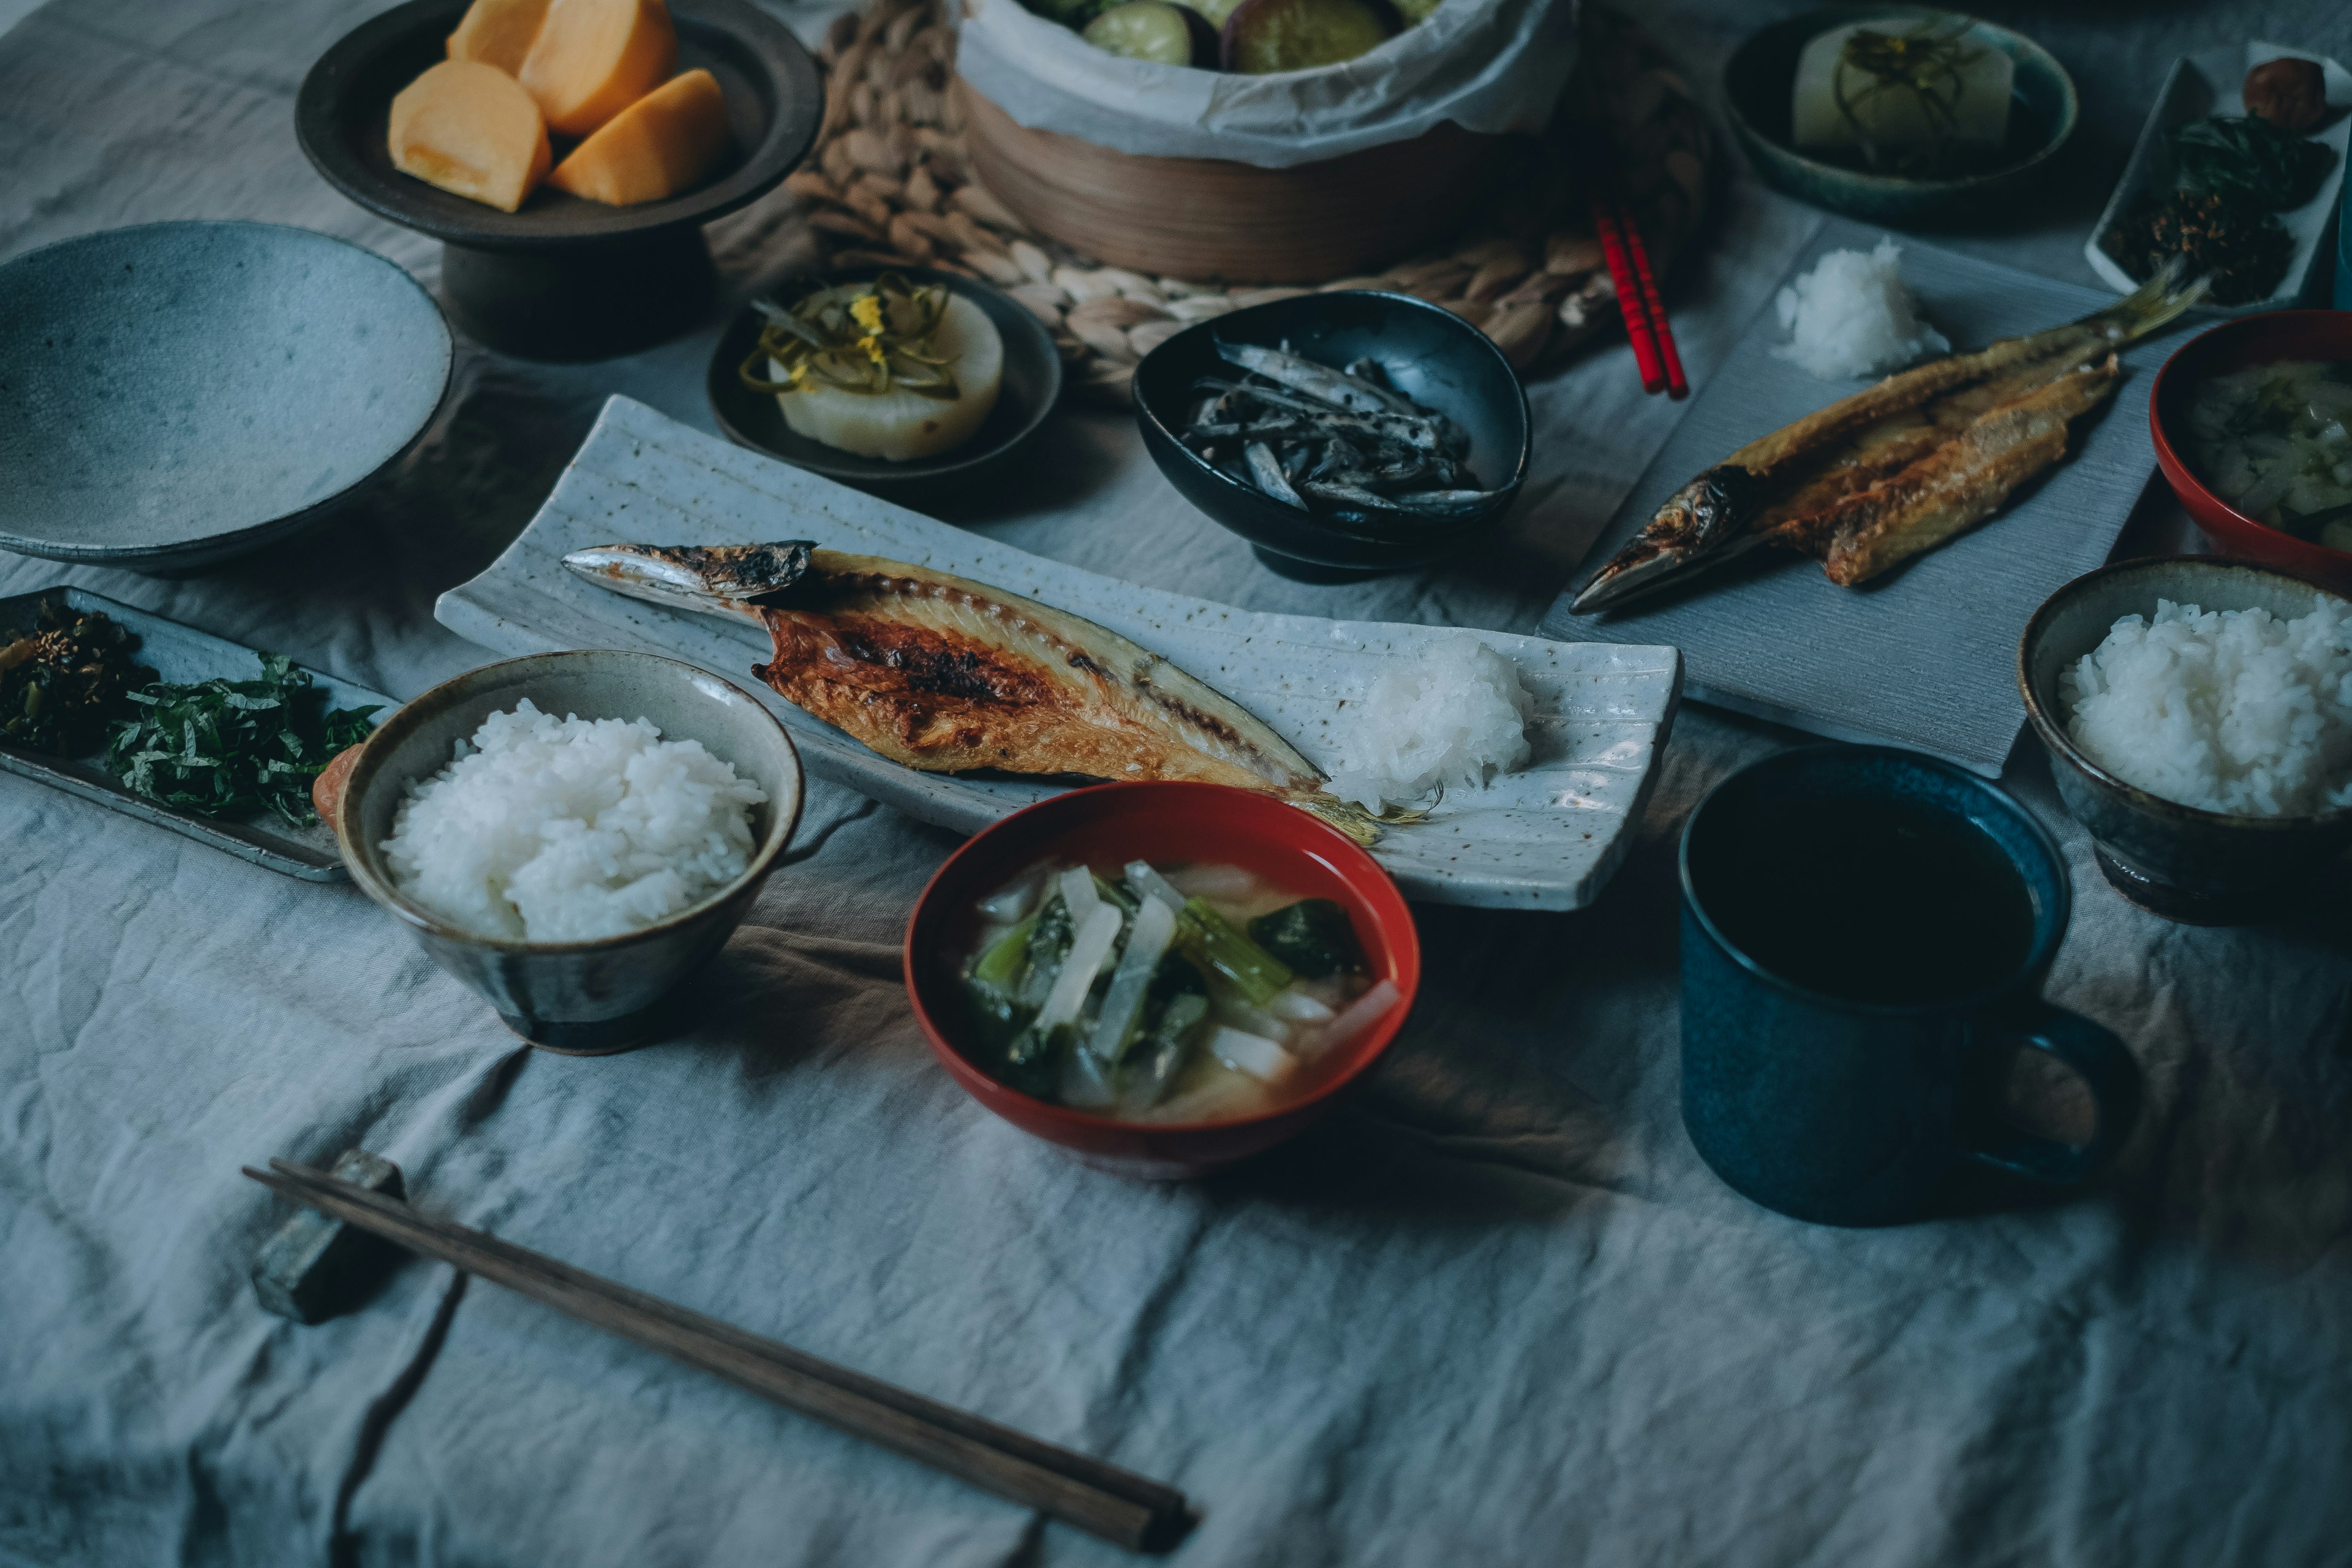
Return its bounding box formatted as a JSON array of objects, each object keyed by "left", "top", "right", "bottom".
[
  {"left": 435, "top": 397, "right": 1681, "bottom": 910},
  {"left": 2086, "top": 42, "right": 2351, "bottom": 312}
]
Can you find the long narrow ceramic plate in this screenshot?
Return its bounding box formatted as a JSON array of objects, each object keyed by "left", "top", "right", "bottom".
[
  {"left": 1540, "top": 221, "right": 2194, "bottom": 778},
  {"left": 2086, "top": 43, "right": 2351, "bottom": 313},
  {"left": 0, "top": 588, "right": 391, "bottom": 880},
  {"left": 435, "top": 397, "right": 1681, "bottom": 910}
]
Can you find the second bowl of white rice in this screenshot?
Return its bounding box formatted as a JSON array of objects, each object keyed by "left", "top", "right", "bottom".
[
  {"left": 2019, "top": 557, "right": 2352, "bottom": 923},
  {"left": 333, "top": 651, "right": 804, "bottom": 1051}
]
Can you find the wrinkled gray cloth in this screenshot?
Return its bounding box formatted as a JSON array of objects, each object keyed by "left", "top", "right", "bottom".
[{"left": 4, "top": 2, "right": 2350, "bottom": 1565}]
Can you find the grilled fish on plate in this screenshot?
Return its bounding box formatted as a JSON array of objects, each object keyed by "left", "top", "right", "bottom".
[
  {"left": 1571, "top": 260, "right": 2207, "bottom": 614},
  {"left": 560, "top": 540, "right": 1401, "bottom": 841}
]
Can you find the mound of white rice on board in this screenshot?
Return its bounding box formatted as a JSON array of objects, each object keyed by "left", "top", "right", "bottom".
[
  {"left": 1324, "top": 638, "right": 1535, "bottom": 813},
  {"left": 383, "top": 700, "right": 768, "bottom": 941},
  {"left": 1773, "top": 238, "right": 1951, "bottom": 380},
  {"left": 2060, "top": 597, "right": 2352, "bottom": 818}
]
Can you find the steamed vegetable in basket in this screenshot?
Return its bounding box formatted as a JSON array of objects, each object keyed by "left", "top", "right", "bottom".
[
  {"left": 958, "top": 857, "right": 1400, "bottom": 1123},
  {"left": 1023, "top": 0, "right": 1434, "bottom": 74}
]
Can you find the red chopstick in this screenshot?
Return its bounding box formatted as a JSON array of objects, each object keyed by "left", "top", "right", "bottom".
[
  {"left": 1616, "top": 200, "right": 1688, "bottom": 400},
  {"left": 1591, "top": 198, "right": 1667, "bottom": 396}
]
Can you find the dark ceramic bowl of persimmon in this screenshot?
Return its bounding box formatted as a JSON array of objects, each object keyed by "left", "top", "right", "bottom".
[
  {"left": 296, "top": 0, "right": 821, "bottom": 358},
  {"left": 905, "top": 782, "right": 1422, "bottom": 1180}
]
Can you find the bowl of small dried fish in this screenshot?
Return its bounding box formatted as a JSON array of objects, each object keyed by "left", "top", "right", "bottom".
[{"left": 1134, "top": 290, "right": 1529, "bottom": 580}]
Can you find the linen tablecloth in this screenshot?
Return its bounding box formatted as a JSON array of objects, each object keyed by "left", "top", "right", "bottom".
[{"left": 4, "top": 2, "right": 2348, "bottom": 1564}]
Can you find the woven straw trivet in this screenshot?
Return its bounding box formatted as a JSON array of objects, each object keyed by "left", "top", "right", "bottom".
[{"left": 786, "top": 0, "right": 1713, "bottom": 405}]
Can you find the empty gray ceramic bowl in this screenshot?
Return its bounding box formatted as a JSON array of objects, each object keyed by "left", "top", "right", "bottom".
[
  {"left": 2018, "top": 557, "right": 2352, "bottom": 924},
  {"left": 335, "top": 651, "right": 805, "bottom": 1052},
  {"left": 0, "top": 221, "right": 451, "bottom": 571}
]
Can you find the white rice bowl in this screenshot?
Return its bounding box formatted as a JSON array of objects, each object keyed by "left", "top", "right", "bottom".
[
  {"left": 383, "top": 700, "right": 769, "bottom": 942},
  {"left": 2060, "top": 597, "right": 2352, "bottom": 818},
  {"left": 1773, "top": 239, "right": 1951, "bottom": 380},
  {"left": 1324, "top": 637, "right": 1535, "bottom": 813}
]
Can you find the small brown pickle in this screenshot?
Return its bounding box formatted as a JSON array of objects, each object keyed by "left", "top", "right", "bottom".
[
  {"left": 2244, "top": 58, "right": 2329, "bottom": 136},
  {"left": 0, "top": 601, "right": 152, "bottom": 757}
]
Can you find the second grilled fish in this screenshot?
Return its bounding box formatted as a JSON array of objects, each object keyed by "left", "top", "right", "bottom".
[{"left": 1570, "top": 260, "right": 2207, "bottom": 613}]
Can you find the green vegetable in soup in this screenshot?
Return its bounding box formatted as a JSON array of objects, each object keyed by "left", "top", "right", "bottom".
[
  {"left": 104, "top": 652, "right": 378, "bottom": 826},
  {"left": 1248, "top": 898, "right": 1363, "bottom": 978},
  {"left": 1115, "top": 957, "right": 1212, "bottom": 1109},
  {"left": 1172, "top": 897, "right": 1293, "bottom": 1005}
]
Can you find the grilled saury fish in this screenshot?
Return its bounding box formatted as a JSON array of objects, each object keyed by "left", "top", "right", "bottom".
[
  {"left": 561, "top": 541, "right": 1396, "bottom": 840},
  {"left": 1570, "top": 260, "right": 2209, "bottom": 614}
]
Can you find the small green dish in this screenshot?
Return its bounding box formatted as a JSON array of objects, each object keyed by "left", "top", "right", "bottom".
[{"left": 1723, "top": 7, "right": 2078, "bottom": 227}]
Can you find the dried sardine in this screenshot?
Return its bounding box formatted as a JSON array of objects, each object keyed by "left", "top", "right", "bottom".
[
  {"left": 1178, "top": 345, "right": 1493, "bottom": 528},
  {"left": 1570, "top": 259, "right": 2209, "bottom": 612},
  {"left": 561, "top": 541, "right": 1410, "bottom": 842}
]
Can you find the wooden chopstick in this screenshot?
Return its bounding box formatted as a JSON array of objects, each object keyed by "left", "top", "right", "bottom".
[
  {"left": 1615, "top": 199, "right": 1689, "bottom": 401},
  {"left": 243, "top": 1160, "right": 1193, "bottom": 1553},
  {"left": 1591, "top": 197, "right": 1667, "bottom": 396}
]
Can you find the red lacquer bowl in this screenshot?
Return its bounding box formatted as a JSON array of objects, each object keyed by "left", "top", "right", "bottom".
[
  {"left": 2149, "top": 309, "right": 2352, "bottom": 596},
  {"left": 904, "top": 782, "right": 1421, "bottom": 1180}
]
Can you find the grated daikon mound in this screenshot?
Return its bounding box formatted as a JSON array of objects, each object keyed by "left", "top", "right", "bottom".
[
  {"left": 2060, "top": 597, "right": 2352, "bottom": 818},
  {"left": 1773, "top": 239, "right": 1950, "bottom": 380},
  {"left": 1324, "top": 638, "right": 1534, "bottom": 813},
  {"left": 383, "top": 699, "right": 768, "bottom": 941}
]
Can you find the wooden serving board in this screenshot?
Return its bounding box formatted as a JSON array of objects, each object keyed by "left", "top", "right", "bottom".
[{"left": 437, "top": 397, "right": 1681, "bottom": 911}]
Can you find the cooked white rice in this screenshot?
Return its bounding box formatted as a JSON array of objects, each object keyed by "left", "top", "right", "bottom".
[
  {"left": 2060, "top": 597, "right": 2352, "bottom": 818},
  {"left": 1773, "top": 239, "right": 1950, "bottom": 380},
  {"left": 1324, "top": 638, "right": 1534, "bottom": 813},
  {"left": 383, "top": 700, "right": 767, "bottom": 941}
]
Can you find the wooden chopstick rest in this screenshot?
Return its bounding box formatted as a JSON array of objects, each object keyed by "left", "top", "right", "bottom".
[{"left": 243, "top": 1159, "right": 1194, "bottom": 1553}]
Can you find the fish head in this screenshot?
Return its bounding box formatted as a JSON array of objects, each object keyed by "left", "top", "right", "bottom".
[
  {"left": 560, "top": 541, "right": 816, "bottom": 619},
  {"left": 1570, "top": 464, "right": 1769, "bottom": 614}
]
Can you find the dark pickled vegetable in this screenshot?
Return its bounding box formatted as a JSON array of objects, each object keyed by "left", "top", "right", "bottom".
[
  {"left": 1248, "top": 898, "right": 1363, "bottom": 978},
  {"left": 2099, "top": 190, "right": 2292, "bottom": 306},
  {"left": 2169, "top": 115, "right": 2338, "bottom": 211},
  {"left": 0, "top": 600, "right": 151, "bottom": 758},
  {"left": 1219, "top": 0, "right": 1395, "bottom": 74},
  {"left": 1083, "top": 0, "right": 1214, "bottom": 65}
]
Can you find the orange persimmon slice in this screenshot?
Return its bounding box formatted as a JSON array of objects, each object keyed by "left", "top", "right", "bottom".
[
  {"left": 389, "top": 59, "right": 552, "bottom": 212},
  {"left": 518, "top": 0, "right": 678, "bottom": 139}
]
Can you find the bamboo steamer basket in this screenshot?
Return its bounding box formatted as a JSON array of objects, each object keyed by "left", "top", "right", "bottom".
[{"left": 953, "top": 77, "right": 1504, "bottom": 284}]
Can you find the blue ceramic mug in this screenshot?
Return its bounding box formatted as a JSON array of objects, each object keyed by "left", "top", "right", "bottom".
[{"left": 1678, "top": 746, "right": 2141, "bottom": 1227}]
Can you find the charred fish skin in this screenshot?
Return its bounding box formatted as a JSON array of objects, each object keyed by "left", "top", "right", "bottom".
[{"left": 561, "top": 541, "right": 813, "bottom": 619}]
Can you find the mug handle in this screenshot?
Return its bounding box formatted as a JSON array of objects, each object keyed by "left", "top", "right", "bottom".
[{"left": 1961, "top": 1005, "right": 2143, "bottom": 1185}]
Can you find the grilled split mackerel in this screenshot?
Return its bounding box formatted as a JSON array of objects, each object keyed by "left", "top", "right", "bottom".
[
  {"left": 1570, "top": 260, "right": 2209, "bottom": 614},
  {"left": 561, "top": 541, "right": 1403, "bottom": 842}
]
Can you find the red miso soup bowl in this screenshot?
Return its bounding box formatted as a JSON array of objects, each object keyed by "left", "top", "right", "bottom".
[
  {"left": 904, "top": 782, "right": 1421, "bottom": 1180},
  {"left": 2150, "top": 309, "right": 2352, "bottom": 595}
]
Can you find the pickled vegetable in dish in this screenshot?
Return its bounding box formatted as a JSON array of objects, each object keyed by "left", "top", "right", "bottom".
[
  {"left": 1790, "top": 17, "right": 2015, "bottom": 176},
  {"left": 958, "top": 856, "right": 1401, "bottom": 1122},
  {"left": 2181, "top": 360, "right": 2352, "bottom": 551},
  {"left": 0, "top": 600, "right": 151, "bottom": 758},
  {"left": 739, "top": 274, "right": 1004, "bottom": 461}
]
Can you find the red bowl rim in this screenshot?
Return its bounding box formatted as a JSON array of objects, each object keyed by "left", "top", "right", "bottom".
[
  {"left": 901, "top": 781, "right": 1422, "bottom": 1138},
  {"left": 2149, "top": 310, "right": 2352, "bottom": 571}
]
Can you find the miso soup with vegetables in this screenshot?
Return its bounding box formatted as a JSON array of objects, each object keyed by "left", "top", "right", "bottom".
[
  {"left": 959, "top": 858, "right": 1401, "bottom": 1123},
  {"left": 2183, "top": 361, "right": 2352, "bottom": 552}
]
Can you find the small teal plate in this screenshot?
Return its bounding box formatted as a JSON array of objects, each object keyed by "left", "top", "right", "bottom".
[
  {"left": 0, "top": 222, "right": 451, "bottom": 571},
  {"left": 1723, "top": 7, "right": 2079, "bottom": 227},
  {"left": 0, "top": 587, "right": 391, "bottom": 880}
]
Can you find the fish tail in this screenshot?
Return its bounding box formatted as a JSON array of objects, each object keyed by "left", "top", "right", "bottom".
[
  {"left": 1288, "top": 792, "right": 1430, "bottom": 846},
  {"left": 2075, "top": 255, "right": 2209, "bottom": 349}
]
